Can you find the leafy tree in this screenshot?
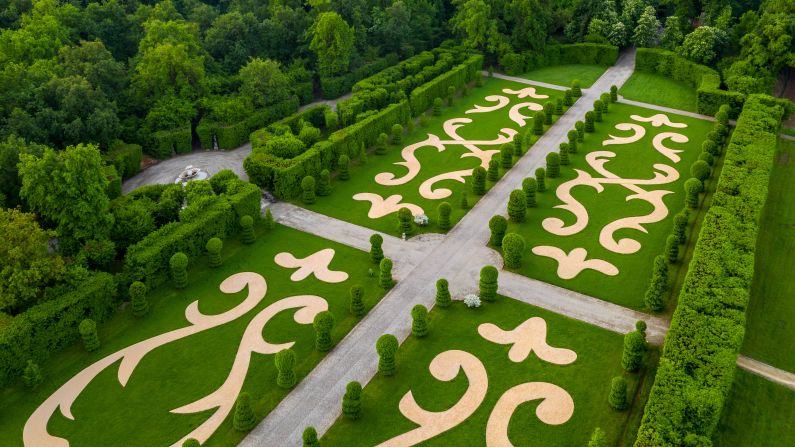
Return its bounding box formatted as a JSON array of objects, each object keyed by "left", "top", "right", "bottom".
[
  {"left": 436, "top": 278, "right": 451, "bottom": 308},
  {"left": 303, "top": 426, "right": 320, "bottom": 447},
  {"left": 633, "top": 6, "right": 659, "bottom": 47},
  {"left": 79, "top": 318, "right": 100, "bottom": 352},
  {"left": 342, "top": 381, "right": 362, "bottom": 419},
  {"left": 205, "top": 12, "right": 265, "bottom": 73},
  {"left": 233, "top": 392, "right": 256, "bottom": 431},
  {"left": 502, "top": 233, "right": 525, "bottom": 268},
  {"left": 438, "top": 202, "right": 452, "bottom": 230},
  {"left": 376, "top": 334, "right": 399, "bottom": 376},
  {"left": 411, "top": 304, "right": 429, "bottom": 337},
  {"left": 241, "top": 215, "right": 256, "bottom": 244},
  {"left": 450, "top": 0, "right": 502, "bottom": 53},
  {"left": 370, "top": 234, "right": 384, "bottom": 264},
  {"left": 170, "top": 252, "right": 188, "bottom": 289},
  {"left": 379, "top": 258, "right": 394, "bottom": 289},
  {"left": 522, "top": 177, "right": 537, "bottom": 207},
  {"left": 508, "top": 0, "right": 549, "bottom": 52},
  {"left": 130, "top": 281, "right": 149, "bottom": 318},
  {"left": 0, "top": 136, "right": 45, "bottom": 208},
  {"left": 275, "top": 348, "right": 297, "bottom": 388},
  {"left": 239, "top": 58, "right": 292, "bottom": 108},
  {"left": 314, "top": 311, "right": 335, "bottom": 352},
  {"left": 310, "top": 12, "right": 354, "bottom": 77},
  {"left": 661, "top": 16, "right": 684, "bottom": 50},
  {"left": 22, "top": 360, "right": 43, "bottom": 389},
  {"left": 507, "top": 190, "right": 527, "bottom": 222},
  {"left": 679, "top": 26, "right": 727, "bottom": 65},
  {"left": 479, "top": 265, "right": 499, "bottom": 302},
  {"left": 608, "top": 376, "right": 628, "bottom": 410},
  {"left": 473, "top": 166, "right": 487, "bottom": 195},
  {"left": 350, "top": 285, "right": 365, "bottom": 317},
  {"left": 489, "top": 215, "right": 508, "bottom": 246}
]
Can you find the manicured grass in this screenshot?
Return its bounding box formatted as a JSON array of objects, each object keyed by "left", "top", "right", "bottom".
[
  {"left": 619, "top": 72, "right": 698, "bottom": 112},
  {"left": 741, "top": 139, "right": 795, "bottom": 373},
  {"left": 521, "top": 64, "right": 609, "bottom": 88},
  {"left": 504, "top": 103, "right": 714, "bottom": 310},
  {"left": 713, "top": 369, "right": 795, "bottom": 446},
  {"left": 0, "top": 223, "right": 385, "bottom": 447},
  {"left": 294, "top": 77, "right": 568, "bottom": 236},
  {"left": 323, "top": 296, "right": 656, "bottom": 445}
]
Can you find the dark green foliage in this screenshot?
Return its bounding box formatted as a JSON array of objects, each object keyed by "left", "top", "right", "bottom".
[
  {"left": 79, "top": 319, "right": 100, "bottom": 352},
  {"left": 567, "top": 130, "right": 578, "bottom": 154},
  {"left": 397, "top": 207, "right": 413, "bottom": 236},
  {"left": 435, "top": 278, "right": 451, "bottom": 308},
  {"left": 600, "top": 93, "right": 611, "bottom": 110},
  {"left": 376, "top": 334, "right": 398, "bottom": 376},
  {"left": 546, "top": 152, "right": 560, "bottom": 178},
  {"left": 264, "top": 209, "right": 276, "bottom": 230},
  {"left": 502, "top": 233, "right": 525, "bottom": 269},
  {"left": 170, "top": 252, "right": 188, "bottom": 289},
  {"left": 559, "top": 143, "right": 569, "bottom": 166},
  {"left": 472, "top": 166, "right": 487, "bottom": 195},
  {"left": 522, "top": 177, "right": 537, "bottom": 207},
  {"left": 593, "top": 101, "right": 603, "bottom": 122},
  {"left": 489, "top": 215, "right": 508, "bottom": 246},
  {"left": 543, "top": 102, "right": 553, "bottom": 124},
  {"left": 572, "top": 80, "right": 582, "bottom": 97},
  {"left": 501, "top": 143, "right": 514, "bottom": 168},
  {"left": 411, "top": 304, "right": 429, "bottom": 338},
  {"left": 301, "top": 176, "right": 317, "bottom": 205},
  {"left": 303, "top": 426, "right": 320, "bottom": 447},
  {"left": 487, "top": 159, "right": 499, "bottom": 182},
  {"left": 317, "top": 170, "right": 331, "bottom": 196},
  {"left": 349, "top": 285, "right": 365, "bottom": 317},
  {"left": 673, "top": 210, "right": 690, "bottom": 244},
  {"left": 447, "top": 86, "right": 455, "bottom": 106},
  {"left": 129, "top": 281, "right": 149, "bottom": 318},
  {"left": 182, "top": 439, "right": 200, "bottom": 447},
  {"left": 555, "top": 99, "right": 564, "bottom": 115},
  {"left": 391, "top": 124, "right": 403, "bottom": 145},
  {"left": 644, "top": 255, "right": 669, "bottom": 311},
  {"left": 313, "top": 311, "right": 335, "bottom": 352},
  {"left": 22, "top": 360, "right": 42, "bottom": 389},
  {"left": 513, "top": 139, "right": 523, "bottom": 156},
  {"left": 376, "top": 133, "right": 389, "bottom": 155},
  {"left": 665, "top": 234, "right": 679, "bottom": 263},
  {"left": 621, "top": 328, "right": 647, "bottom": 372},
  {"left": 690, "top": 160, "right": 711, "bottom": 182},
  {"left": 535, "top": 168, "right": 546, "bottom": 192},
  {"left": 459, "top": 191, "right": 469, "bottom": 209},
  {"left": 370, "top": 234, "right": 384, "bottom": 264},
  {"left": 433, "top": 97, "right": 443, "bottom": 116},
  {"left": 698, "top": 152, "right": 714, "bottom": 166},
  {"left": 325, "top": 111, "right": 339, "bottom": 130},
  {"left": 715, "top": 110, "right": 729, "bottom": 125},
  {"left": 275, "top": 348, "right": 297, "bottom": 389},
  {"left": 507, "top": 190, "right": 527, "bottom": 223},
  {"left": 608, "top": 377, "right": 628, "bottom": 410},
  {"left": 564, "top": 89, "right": 573, "bottom": 106},
  {"left": 338, "top": 155, "right": 350, "bottom": 181},
  {"left": 479, "top": 266, "right": 499, "bottom": 302},
  {"left": 589, "top": 427, "right": 607, "bottom": 447},
  {"left": 342, "top": 381, "right": 362, "bottom": 420},
  {"left": 585, "top": 112, "right": 595, "bottom": 132},
  {"left": 438, "top": 202, "right": 452, "bottom": 231},
  {"left": 206, "top": 237, "right": 223, "bottom": 268},
  {"left": 233, "top": 392, "right": 256, "bottom": 431},
  {"left": 533, "top": 111, "right": 545, "bottom": 135},
  {"left": 575, "top": 121, "right": 585, "bottom": 141},
  {"left": 240, "top": 215, "right": 256, "bottom": 244},
  {"left": 379, "top": 258, "right": 394, "bottom": 290},
  {"left": 610, "top": 85, "right": 618, "bottom": 102},
  {"left": 685, "top": 178, "right": 703, "bottom": 209},
  {"left": 209, "top": 170, "right": 239, "bottom": 195}
]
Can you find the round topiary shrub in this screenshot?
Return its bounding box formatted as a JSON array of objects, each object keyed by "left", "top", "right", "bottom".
[
  {"left": 546, "top": 152, "right": 560, "bottom": 178},
  {"left": 533, "top": 111, "right": 545, "bottom": 135},
  {"left": 715, "top": 110, "right": 729, "bottom": 125},
  {"left": 567, "top": 130, "right": 578, "bottom": 154},
  {"left": 575, "top": 121, "right": 585, "bottom": 141},
  {"left": 240, "top": 215, "right": 256, "bottom": 244},
  {"left": 559, "top": 143, "right": 569, "bottom": 165},
  {"left": 433, "top": 97, "right": 443, "bottom": 116},
  {"left": 621, "top": 326, "right": 648, "bottom": 372},
  {"left": 303, "top": 426, "right": 320, "bottom": 447},
  {"left": 438, "top": 201, "right": 452, "bottom": 231},
  {"left": 673, "top": 209, "right": 689, "bottom": 244},
  {"left": 411, "top": 304, "right": 429, "bottom": 338},
  {"left": 233, "top": 392, "right": 256, "bottom": 431},
  {"left": 522, "top": 177, "right": 537, "bottom": 207},
  {"left": 514, "top": 138, "right": 523, "bottom": 156},
  {"left": 376, "top": 334, "right": 399, "bottom": 376},
  {"left": 698, "top": 151, "right": 714, "bottom": 166},
  {"left": 129, "top": 281, "right": 149, "bottom": 317},
  {"left": 397, "top": 207, "right": 413, "bottom": 235},
  {"left": 206, "top": 237, "right": 223, "bottom": 268},
  {"left": 79, "top": 318, "right": 101, "bottom": 352},
  {"left": 535, "top": 168, "right": 546, "bottom": 192},
  {"left": 342, "top": 381, "right": 362, "bottom": 420},
  {"left": 487, "top": 159, "right": 499, "bottom": 182},
  {"left": 489, "top": 215, "right": 508, "bottom": 246},
  {"left": 379, "top": 258, "right": 394, "bottom": 289},
  {"left": 170, "top": 252, "right": 188, "bottom": 289},
  {"left": 502, "top": 233, "right": 526, "bottom": 269},
  {"left": 22, "top": 360, "right": 42, "bottom": 389},
  {"left": 690, "top": 160, "right": 711, "bottom": 182},
  {"left": 593, "top": 100, "right": 603, "bottom": 122},
  {"left": 313, "top": 311, "right": 334, "bottom": 352},
  {"left": 507, "top": 190, "right": 527, "bottom": 222},
  {"left": 436, "top": 278, "right": 451, "bottom": 308},
  {"left": 479, "top": 265, "right": 499, "bottom": 302},
  {"left": 585, "top": 111, "right": 595, "bottom": 132},
  {"left": 501, "top": 143, "right": 514, "bottom": 168},
  {"left": 301, "top": 176, "right": 316, "bottom": 204},
  {"left": 369, "top": 233, "right": 384, "bottom": 264},
  {"left": 608, "top": 377, "right": 628, "bottom": 410},
  {"left": 350, "top": 285, "right": 365, "bottom": 317},
  {"left": 317, "top": 169, "right": 331, "bottom": 196},
  {"left": 702, "top": 139, "right": 719, "bottom": 156},
  {"left": 572, "top": 79, "right": 582, "bottom": 97},
  {"left": 610, "top": 85, "right": 618, "bottom": 102},
  {"left": 182, "top": 438, "right": 200, "bottom": 447},
  {"left": 275, "top": 348, "right": 296, "bottom": 388},
  {"left": 391, "top": 124, "right": 403, "bottom": 145},
  {"left": 338, "top": 155, "right": 350, "bottom": 181},
  {"left": 600, "top": 93, "right": 611, "bottom": 111},
  {"left": 472, "top": 166, "right": 487, "bottom": 195},
  {"left": 684, "top": 178, "right": 703, "bottom": 209}
]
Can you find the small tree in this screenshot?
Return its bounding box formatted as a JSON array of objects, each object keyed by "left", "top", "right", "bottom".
[
  {"left": 690, "top": 160, "right": 711, "bottom": 182},
  {"left": 379, "top": 258, "right": 393, "bottom": 289},
  {"left": 129, "top": 281, "right": 149, "bottom": 317},
  {"left": 438, "top": 202, "right": 452, "bottom": 230},
  {"left": 376, "top": 132, "right": 389, "bottom": 154},
  {"left": 567, "top": 130, "right": 578, "bottom": 154},
  {"left": 555, "top": 98, "right": 564, "bottom": 115},
  {"left": 233, "top": 392, "right": 256, "bottom": 431},
  {"left": 535, "top": 168, "right": 546, "bottom": 192},
  {"left": 436, "top": 278, "right": 451, "bottom": 308},
  {"left": 170, "top": 252, "right": 188, "bottom": 289},
  {"left": 487, "top": 159, "right": 499, "bottom": 182},
  {"left": 564, "top": 89, "right": 573, "bottom": 106},
  {"left": 303, "top": 427, "right": 320, "bottom": 447},
  {"left": 533, "top": 111, "right": 545, "bottom": 135},
  {"left": 507, "top": 190, "right": 527, "bottom": 222},
  {"left": 411, "top": 304, "right": 429, "bottom": 338},
  {"left": 349, "top": 285, "right": 365, "bottom": 317},
  {"left": 240, "top": 215, "right": 256, "bottom": 244},
  {"left": 338, "top": 155, "right": 350, "bottom": 180},
  {"left": 479, "top": 265, "right": 499, "bottom": 302},
  {"left": 522, "top": 177, "right": 537, "bottom": 207},
  {"left": 685, "top": 178, "right": 703, "bottom": 209},
  {"left": 673, "top": 210, "right": 689, "bottom": 244},
  {"left": 433, "top": 97, "right": 443, "bottom": 116},
  {"left": 370, "top": 233, "right": 384, "bottom": 264},
  {"left": 275, "top": 348, "right": 297, "bottom": 388},
  {"left": 501, "top": 143, "right": 514, "bottom": 168},
  {"left": 376, "top": 334, "right": 398, "bottom": 376},
  {"left": 608, "top": 377, "right": 628, "bottom": 410},
  {"left": 391, "top": 124, "right": 403, "bottom": 145},
  {"left": 317, "top": 169, "right": 331, "bottom": 196},
  {"left": 559, "top": 143, "right": 570, "bottom": 166},
  {"left": 589, "top": 427, "right": 608, "bottom": 447},
  {"left": 502, "top": 233, "right": 526, "bottom": 269},
  {"left": 610, "top": 85, "right": 618, "bottom": 102},
  {"left": 472, "top": 166, "right": 487, "bottom": 195},
  {"left": 546, "top": 152, "right": 560, "bottom": 178},
  {"left": 621, "top": 324, "right": 648, "bottom": 372},
  {"left": 572, "top": 79, "right": 582, "bottom": 97},
  {"left": 585, "top": 111, "right": 595, "bottom": 132},
  {"left": 593, "top": 100, "right": 603, "bottom": 122},
  {"left": 342, "top": 381, "right": 362, "bottom": 420},
  {"left": 22, "top": 360, "right": 43, "bottom": 389},
  {"left": 489, "top": 215, "right": 508, "bottom": 246},
  {"left": 543, "top": 102, "right": 554, "bottom": 124},
  {"left": 575, "top": 121, "right": 585, "bottom": 141},
  {"left": 459, "top": 190, "right": 469, "bottom": 209},
  {"left": 397, "top": 207, "right": 413, "bottom": 235},
  {"left": 644, "top": 255, "right": 669, "bottom": 311},
  {"left": 665, "top": 234, "right": 679, "bottom": 263},
  {"left": 264, "top": 208, "right": 276, "bottom": 230},
  {"left": 206, "top": 237, "right": 223, "bottom": 268},
  {"left": 313, "top": 311, "right": 335, "bottom": 352},
  {"left": 79, "top": 318, "right": 100, "bottom": 352}
]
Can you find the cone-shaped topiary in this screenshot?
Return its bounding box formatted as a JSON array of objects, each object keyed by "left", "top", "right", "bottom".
[
  {"left": 690, "top": 160, "right": 711, "bottom": 182},
  {"left": 206, "top": 237, "right": 223, "bottom": 268},
  {"left": 608, "top": 377, "right": 628, "bottom": 410},
  {"left": 130, "top": 281, "right": 149, "bottom": 317},
  {"left": 543, "top": 102, "right": 554, "bottom": 124},
  {"left": 507, "top": 190, "right": 527, "bottom": 222},
  {"left": 433, "top": 97, "right": 443, "bottom": 116},
  {"left": 397, "top": 207, "right": 413, "bottom": 235},
  {"left": 342, "top": 381, "right": 362, "bottom": 420},
  {"left": 621, "top": 325, "right": 648, "bottom": 372},
  {"left": 391, "top": 124, "right": 403, "bottom": 145},
  {"left": 313, "top": 311, "right": 335, "bottom": 352},
  {"left": 370, "top": 233, "right": 384, "bottom": 264},
  {"left": 685, "top": 178, "right": 703, "bottom": 209},
  {"left": 338, "top": 155, "right": 350, "bottom": 180},
  {"left": 303, "top": 426, "right": 320, "bottom": 447},
  {"left": 502, "top": 233, "right": 526, "bottom": 268},
  {"left": 585, "top": 111, "right": 595, "bottom": 132},
  {"left": 459, "top": 190, "right": 469, "bottom": 209},
  {"left": 567, "top": 130, "right": 578, "bottom": 154},
  {"left": 264, "top": 208, "right": 275, "bottom": 230},
  {"left": 350, "top": 285, "right": 365, "bottom": 317},
  {"left": 317, "top": 169, "right": 331, "bottom": 196},
  {"left": 644, "top": 255, "right": 669, "bottom": 311},
  {"left": 665, "top": 234, "right": 679, "bottom": 263},
  {"left": 589, "top": 427, "right": 607, "bottom": 447},
  {"left": 435, "top": 278, "right": 451, "bottom": 308},
  {"left": 572, "top": 79, "right": 582, "bottom": 97},
  {"left": 411, "top": 304, "right": 429, "bottom": 338},
  {"left": 22, "top": 360, "right": 42, "bottom": 389},
  {"left": 79, "top": 318, "right": 100, "bottom": 352},
  {"left": 501, "top": 143, "right": 514, "bottom": 168},
  {"left": 487, "top": 159, "right": 499, "bottom": 182},
  {"left": 438, "top": 202, "right": 452, "bottom": 230},
  {"left": 546, "top": 152, "right": 560, "bottom": 178},
  {"left": 522, "top": 177, "right": 537, "bottom": 207},
  {"left": 379, "top": 258, "right": 394, "bottom": 289},
  {"left": 472, "top": 166, "right": 487, "bottom": 195},
  {"left": 233, "top": 392, "right": 256, "bottom": 431},
  {"left": 533, "top": 111, "right": 545, "bottom": 135},
  {"left": 673, "top": 210, "right": 689, "bottom": 244},
  {"left": 699, "top": 151, "right": 714, "bottom": 166},
  {"left": 376, "top": 334, "right": 399, "bottom": 376},
  {"left": 240, "top": 215, "right": 256, "bottom": 244},
  {"left": 489, "top": 215, "right": 508, "bottom": 246},
  {"left": 535, "top": 168, "right": 546, "bottom": 192},
  {"left": 610, "top": 85, "right": 618, "bottom": 102},
  {"left": 479, "top": 265, "right": 499, "bottom": 302},
  {"left": 275, "top": 348, "right": 297, "bottom": 388},
  {"left": 559, "top": 143, "right": 569, "bottom": 165},
  {"left": 170, "top": 252, "right": 188, "bottom": 289}
]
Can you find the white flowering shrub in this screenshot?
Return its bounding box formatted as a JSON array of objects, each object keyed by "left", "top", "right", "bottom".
[
  {"left": 464, "top": 294, "right": 481, "bottom": 308},
  {"left": 414, "top": 214, "right": 429, "bottom": 226}
]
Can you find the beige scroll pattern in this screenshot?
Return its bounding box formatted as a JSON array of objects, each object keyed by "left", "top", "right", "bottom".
[
  {"left": 477, "top": 317, "right": 577, "bottom": 364},
  {"left": 352, "top": 193, "right": 425, "bottom": 218},
  {"left": 531, "top": 246, "right": 619, "bottom": 279},
  {"left": 274, "top": 248, "right": 349, "bottom": 283},
  {"left": 630, "top": 113, "right": 687, "bottom": 128},
  {"left": 486, "top": 382, "right": 574, "bottom": 447}
]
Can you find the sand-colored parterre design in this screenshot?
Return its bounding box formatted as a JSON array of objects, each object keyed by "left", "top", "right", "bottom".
[
  {"left": 485, "top": 382, "right": 574, "bottom": 447},
  {"left": 531, "top": 246, "right": 619, "bottom": 279},
  {"left": 652, "top": 132, "right": 689, "bottom": 163},
  {"left": 478, "top": 317, "right": 577, "bottom": 364},
  {"left": 352, "top": 193, "right": 425, "bottom": 218},
  {"left": 23, "top": 273, "right": 330, "bottom": 447},
  {"left": 602, "top": 123, "right": 645, "bottom": 146},
  {"left": 501, "top": 87, "right": 549, "bottom": 99},
  {"left": 274, "top": 248, "right": 349, "bottom": 283},
  {"left": 630, "top": 113, "right": 687, "bottom": 128}
]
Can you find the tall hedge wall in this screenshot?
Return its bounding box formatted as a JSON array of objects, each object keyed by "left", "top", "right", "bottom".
[
  {"left": 104, "top": 141, "right": 142, "bottom": 179},
  {"left": 499, "top": 43, "right": 619, "bottom": 76},
  {"left": 319, "top": 54, "right": 400, "bottom": 99},
  {"left": 634, "top": 96, "right": 783, "bottom": 446},
  {"left": 150, "top": 126, "right": 192, "bottom": 159},
  {"left": 0, "top": 272, "right": 117, "bottom": 386},
  {"left": 196, "top": 97, "right": 300, "bottom": 151},
  {"left": 409, "top": 54, "right": 483, "bottom": 116}
]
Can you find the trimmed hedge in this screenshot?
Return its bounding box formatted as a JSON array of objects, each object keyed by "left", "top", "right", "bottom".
[
  {"left": 0, "top": 272, "right": 116, "bottom": 386},
  {"left": 635, "top": 95, "right": 783, "bottom": 446},
  {"left": 150, "top": 126, "right": 192, "bottom": 159},
  {"left": 499, "top": 43, "right": 618, "bottom": 76},
  {"left": 319, "top": 55, "right": 399, "bottom": 99},
  {"left": 409, "top": 54, "right": 483, "bottom": 116},
  {"left": 197, "top": 97, "right": 300, "bottom": 150},
  {"left": 104, "top": 141, "right": 142, "bottom": 179}
]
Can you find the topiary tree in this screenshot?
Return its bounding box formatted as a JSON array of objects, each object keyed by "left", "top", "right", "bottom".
[
  {"left": 593, "top": 100, "right": 603, "bottom": 122},
  {"left": 349, "top": 285, "right": 365, "bottom": 317},
  {"left": 610, "top": 85, "right": 618, "bottom": 102},
  {"left": 303, "top": 426, "right": 320, "bottom": 447},
  {"left": 585, "top": 111, "right": 595, "bottom": 132},
  {"left": 690, "top": 160, "right": 711, "bottom": 182},
  {"left": 564, "top": 89, "right": 573, "bottom": 106},
  {"left": 546, "top": 152, "right": 560, "bottom": 178},
  {"left": 559, "top": 143, "right": 569, "bottom": 166},
  {"left": 182, "top": 439, "right": 200, "bottom": 447},
  {"left": 715, "top": 109, "right": 729, "bottom": 125},
  {"left": 479, "top": 265, "right": 499, "bottom": 302},
  {"left": 264, "top": 208, "right": 276, "bottom": 230},
  {"left": 240, "top": 215, "right": 256, "bottom": 244},
  {"left": 275, "top": 348, "right": 297, "bottom": 388},
  {"left": 600, "top": 93, "right": 611, "bottom": 110},
  {"left": 522, "top": 177, "right": 537, "bottom": 207},
  {"left": 543, "top": 102, "right": 554, "bottom": 124},
  {"left": 507, "top": 190, "right": 527, "bottom": 222},
  {"left": 129, "top": 281, "right": 149, "bottom": 317},
  {"left": 317, "top": 169, "right": 331, "bottom": 196},
  {"left": 699, "top": 152, "right": 714, "bottom": 166},
  {"left": 472, "top": 166, "right": 487, "bottom": 195},
  {"left": 369, "top": 233, "right": 384, "bottom": 264},
  {"left": 487, "top": 159, "right": 499, "bottom": 182},
  {"left": 379, "top": 258, "right": 394, "bottom": 289},
  {"left": 206, "top": 237, "right": 223, "bottom": 268},
  {"left": 313, "top": 311, "right": 335, "bottom": 352},
  {"left": 575, "top": 121, "right": 585, "bottom": 141},
  {"left": 702, "top": 139, "right": 719, "bottom": 156},
  {"left": 436, "top": 278, "right": 451, "bottom": 308},
  {"left": 673, "top": 210, "right": 689, "bottom": 244},
  {"left": 489, "top": 215, "right": 508, "bottom": 246},
  {"left": 555, "top": 98, "right": 564, "bottom": 115},
  {"left": 342, "top": 381, "right": 362, "bottom": 420},
  {"left": 535, "top": 168, "right": 546, "bottom": 192},
  {"left": 391, "top": 124, "right": 403, "bottom": 145},
  {"left": 608, "top": 377, "right": 628, "bottom": 410},
  {"left": 589, "top": 427, "right": 607, "bottom": 447},
  {"left": 376, "top": 334, "right": 398, "bottom": 376},
  {"left": 533, "top": 111, "right": 545, "bottom": 135},
  {"left": 685, "top": 178, "right": 703, "bottom": 209},
  {"left": 338, "top": 155, "right": 350, "bottom": 180},
  {"left": 411, "top": 304, "right": 429, "bottom": 338},
  {"left": 22, "top": 360, "right": 43, "bottom": 389},
  {"left": 567, "top": 130, "right": 578, "bottom": 154},
  {"left": 79, "top": 318, "right": 100, "bottom": 352},
  {"left": 438, "top": 202, "right": 452, "bottom": 231},
  {"left": 665, "top": 234, "right": 679, "bottom": 263},
  {"left": 621, "top": 323, "right": 648, "bottom": 372},
  {"left": 644, "top": 255, "right": 669, "bottom": 311},
  {"left": 397, "top": 207, "right": 413, "bottom": 235},
  {"left": 376, "top": 132, "right": 389, "bottom": 155},
  {"left": 459, "top": 190, "right": 469, "bottom": 209},
  {"left": 502, "top": 233, "right": 525, "bottom": 269},
  {"left": 572, "top": 79, "right": 582, "bottom": 97},
  {"left": 501, "top": 143, "right": 514, "bottom": 168},
  {"left": 447, "top": 85, "right": 455, "bottom": 106},
  {"left": 170, "top": 252, "right": 188, "bottom": 289},
  {"left": 433, "top": 97, "right": 443, "bottom": 116},
  {"left": 233, "top": 392, "right": 256, "bottom": 431}
]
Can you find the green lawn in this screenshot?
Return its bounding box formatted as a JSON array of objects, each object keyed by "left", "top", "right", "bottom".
[
  {"left": 521, "top": 64, "right": 609, "bottom": 88},
  {"left": 713, "top": 369, "right": 795, "bottom": 446},
  {"left": 504, "top": 103, "right": 714, "bottom": 310},
  {"left": 741, "top": 139, "right": 795, "bottom": 373},
  {"left": 295, "top": 77, "right": 568, "bottom": 236},
  {"left": 0, "top": 223, "right": 385, "bottom": 447},
  {"left": 619, "top": 72, "right": 698, "bottom": 112},
  {"left": 323, "top": 296, "right": 656, "bottom": 446}
]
